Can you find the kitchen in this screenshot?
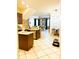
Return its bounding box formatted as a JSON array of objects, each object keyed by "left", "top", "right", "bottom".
[{"left": 17, "top": 0, "right": 60, "bottom": 59}]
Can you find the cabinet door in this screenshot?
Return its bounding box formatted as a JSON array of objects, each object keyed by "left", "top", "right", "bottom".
[{"left": 17, "top": 13, "right": 22, "bottom": 24}]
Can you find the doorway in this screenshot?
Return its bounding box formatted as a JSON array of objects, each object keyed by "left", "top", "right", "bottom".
[{"left": 34, "top": 17, "right": 50, "bottom": 30}]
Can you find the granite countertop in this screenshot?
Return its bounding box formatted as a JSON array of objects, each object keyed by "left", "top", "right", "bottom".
[
  {"left": 18, "top": 31, "right": 33, "bottom": 35},
  {"left": 27, "top": 28, "right": 40, "bottom": 30},
  {"left": 27, "top": 27, "right": 40, "bottom": 30}
]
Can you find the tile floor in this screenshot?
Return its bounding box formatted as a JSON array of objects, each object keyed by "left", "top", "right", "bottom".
[{"left": 19, "top": 30, "right": 60, "bottom": 59}]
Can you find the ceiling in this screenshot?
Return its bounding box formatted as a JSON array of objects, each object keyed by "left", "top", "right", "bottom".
[
  {"left": 17, "top": 0, "right": 60, "bottom": 12},
  {"left": 17, "top": 0, "right": 60, "bottom": 16},
  {"left": 26, "top": 0, "right": 59, "bottom": 10}
]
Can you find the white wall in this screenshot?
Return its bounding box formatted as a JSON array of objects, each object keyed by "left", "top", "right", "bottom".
[
  {"left": 29, "top": 17, "right": 34, "bottom": 27},
  {"left": 50, "top": 15, "right": 60, "bottom": 29},
  {"left": 29, "top": 16, "right": 39, "bottom": 27},
  {"left": 50, "top": 8, "right": 60, "bottom": 33}
]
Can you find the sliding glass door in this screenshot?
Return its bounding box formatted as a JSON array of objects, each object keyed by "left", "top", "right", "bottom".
[{"left": 34, "top": 18, "right": 50, "bottom": 30}]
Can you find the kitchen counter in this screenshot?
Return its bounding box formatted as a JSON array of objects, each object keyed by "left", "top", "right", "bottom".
[
  {"left": 18, "top": 31, "right": 34, "bottom": 51},
  {"left": 26, "top": 28, "right": 40, "bottom": 40},
  {"left": 27, "top": 28, "right": 40, "bottom": 30},
  {"left": 18, "top": 31, "right": 33, "bottom": 35}
]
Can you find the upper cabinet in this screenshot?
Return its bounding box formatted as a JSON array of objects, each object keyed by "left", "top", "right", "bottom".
[{"left": 17, "top": 13, "right": 22, "bottom": 24}]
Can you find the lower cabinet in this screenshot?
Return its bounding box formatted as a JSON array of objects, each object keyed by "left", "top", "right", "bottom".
[{"left": 18, "top": 33, "right": 34, "bottom": 51}]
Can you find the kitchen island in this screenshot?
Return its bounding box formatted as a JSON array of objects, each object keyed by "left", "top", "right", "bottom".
[
  {"left": 18, "top": 31, "right": 34, "bottom": 51},
  {"left": 26, "top": 28, "right": 40, "bottom": 40}
]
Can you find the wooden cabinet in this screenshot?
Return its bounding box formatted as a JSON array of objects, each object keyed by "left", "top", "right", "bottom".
[
  {"left": 18, "top": 32, "right": 34, "bottom": 51},
  {"left": 26, "top": 29, "right": 40, "bottom": 40},
  {"left": 17, "top": 13, "right": 22, "bottom": 24},
  {"left": 36, "top": 30, "right": 40, "bottom": 40}
]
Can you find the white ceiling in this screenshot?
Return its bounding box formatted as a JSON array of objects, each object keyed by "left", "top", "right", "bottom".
[
  {"left": 26, "top": 0, "right": 59, "bottom": 9},
  {"left": 26, "top": 0, "right": 60, "bottom": 16},
  {"left": 17, "top": 0, "right": 60, "bottom": 18}
]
